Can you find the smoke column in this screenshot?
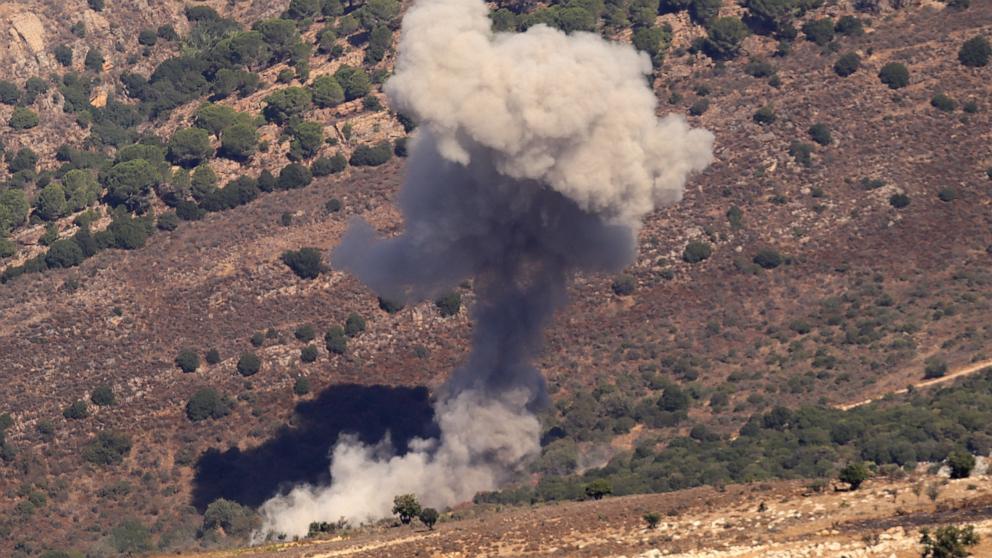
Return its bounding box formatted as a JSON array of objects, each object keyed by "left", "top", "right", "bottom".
[{"left": 256, "top": 0, "right": 713, "bottom": 537}]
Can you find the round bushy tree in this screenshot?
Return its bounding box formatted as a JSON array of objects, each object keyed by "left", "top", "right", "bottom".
[
  {"left": 9, "top": 107, "right": 39, "bottom": 130},
  {"left": 704, "top": 17, "right": 749, "bottom": 60},
  {"left": 682, "top": 240, "right": 712, "bottom": 263},
  {"left": 878, "top": 62, "right": 909, "bottom": 89},
  {"left": 959, "top": 35, "right": 991, "bottom": 68},
  {"left": 168, "top": 128, "right": 214, "bottom": 167},
  {"left": 175, "top": 349, "right": 200, "bottom": 373},
  {"left": 311, "top": 75, "right": 345, "bottom": 108},
  {"left": 237, "top": 353, "right": 261, "bottom": 377}
]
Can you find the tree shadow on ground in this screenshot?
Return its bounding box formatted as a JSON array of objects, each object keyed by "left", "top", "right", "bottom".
[{"left": 191, "top": 383, "right": 438, "bottom": 511}]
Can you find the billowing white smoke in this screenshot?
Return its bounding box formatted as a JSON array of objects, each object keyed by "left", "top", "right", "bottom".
[
  {"left": 385, "top": 0, "right": 714, "bottom": 227},
  {"left": 257, "top": 391, "right": 539, "bottom": 537},
  {"left": 256, "top": 0, "right": 712, "bottom": 539}
]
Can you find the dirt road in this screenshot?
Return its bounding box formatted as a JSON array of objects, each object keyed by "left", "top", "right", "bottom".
[{"left": 836, "top": 358, "right": 992, "bottom": 411}]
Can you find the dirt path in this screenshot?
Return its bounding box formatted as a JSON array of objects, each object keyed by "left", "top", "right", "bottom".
[{"left": 835, "top": 358, "right": 992, "bottom": 411}]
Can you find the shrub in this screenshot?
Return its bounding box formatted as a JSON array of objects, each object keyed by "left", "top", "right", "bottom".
[
  {"left": 90, "top": 385, "right": 116, "bottom": 406},
  {"left": 263, "top": 87, "right": 313, "bottom": 125},
  {"left": 802, "top": 18, "right": 834, "bottom": 46},
  {"left": 688, "top": 99, "right": 709, "bottom": 116},
  {"left": 344, "top": 313, "right": 366, "bottom": 337},
  {"left": 325, "top": 198, "right": 342, "bottom": 213},
  {"left": 237, "top": 353, "right": 262, "bottom": 377},
  {"left": 931, "top": 93, "right": 956, "bottom": 112},
  {"left": 45, "top": 240, "right": 84, "bottom": 269},
  {"left": 682, "top": 240, "right": 712, "bottom": 263},
  {"left": 959, "top": 36, "right": 990, "bottom": 68},
  {"left": 311, "top": 75, "right": 345, "bottom": 108},
  {"left": 611, "top": 275, "right": 636, "bottom": 296},
  {"left": 789, "top": 141, "right": 813, "bottom": 167},
  {"left": 834, "top": 15, "right": 863, "bottom": 36},
  {"left": 87, "top": 0, "right": 104, "bottom": 10},
  {"left": 889, "top": 193, "right": 910, "bottom": 209},
  {"left": 295, "top": 324, "right": 316, "bottom": 342},
  {"left": 250, "top": 332, "right": 264, "bottom": 347},
  {"left": 63, "top": 400, "right": 89, "bottom": 419},
  {"left": 753, "top": 105, "right": 776, "bottom": 125},
  {"left": 435, "top": 292, "right": 462, "bottom": 316},
  {"left": 282, "top": 247, "right": 324, "bottom": 279},
  {"left": 157, "top": 24, "right": 179, "bottom": 41},
  {"left": 219, "top": 124, "right": 258, "bottom": 161},
  {"left": 301, "top": 345, "right": 319, "bottom": 363},
  {"left": 744, "top": 58, "right": 775, "bottom": 78},
  {"left": 293, "top": 376, "right": 311, "bottom": 395},
  {"left": 186, "top": 388, "right": 231, "bottom": 421},
  {"left": 157, "top": 212, "right": 180, "bottom": 231},
  {"left": 938, "top": 188, "right": 957, "bottom": 202},
  {"left": 753, "top": 249, "right": 782, "bottom": 269},
  {"left": 643, "top": 512, "right": 661, "bottom": 529},
  {"left": 808, "top": 123, "right": 832, "bottom": 145},
  {"left": 138, "top": 29, "right": 158, "bottom": 47},
  {"left": 704, "top": 17, "right": 748, "bottom": 60},
  {"left": 947, "top": 450, "right": 975, "bottom": 479},
  {"left": 205, "top": 349, "right": 221, "bottom": 365},
  {"left": 378, "top": 297, "right": 404, "bottom": 313},
  {"left": 584, "top": 479, "right": 613, "bottom": 500},
  {"left": 334, "top": 66, "right": 371, "bottom": 100},
  {"left": 312, "top": 153, "right": 347, "bottom": 176},
  {"left": 834, "top": 52, "right": 861, "bottom": 76},
  {"left": 878, "top": 63, "right": 909, "bottom": 89},
  {"left": 168, "top": 128, "right": 213, "bottom": 167},
  {"left": 0, "top": 80, "right": 19, "bottom": 105},
  {"left": 839, "top": 461, "right": 868, "bottom": 489},
  {"left": 325, "top": 326, "right": 347, "bottom": 355},
  {"left": 9, "top": 107, "right": 39, "bottom": 130},
  {"left": 175, "top": 349, "right": 200, "bottom": 373},
  {"left": 53, "top": 45, "right": 73, "bottom": 67},
  {"left": 110, "top": 519, "right": 151, "bottom": 554},
  {"left": 919, "top": 526, "right": 979, "bottom": 558},
  {"left": 83, "top": 431, "right": 132, "bottom": 466},
  {"left": 924, "top": 356, "right": 947, "bottom": 379},
  {"left": 419, "top": 507, "right": 439, "bottom": 530},
  {"left": 278, "top": 163, "right": 313, "bottom": 189},
  {"left": 203, "top": 499, "right": 259, "bottom": 537},
  {"left": 84, "top": 48, "right": 104, "bottom": 72},
  {"left": 349, "top": 142, "right": 393, "bottom": 167},
  {"left": 631, "top": 26, "right": 669, "bottom": 63},
  {"left": 392, "top": 494, "right": 421, "bottom": 524}
]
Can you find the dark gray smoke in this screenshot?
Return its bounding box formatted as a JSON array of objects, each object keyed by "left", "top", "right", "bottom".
[{"left": 257, "top": 0, "right": 712, "bottom": 537}]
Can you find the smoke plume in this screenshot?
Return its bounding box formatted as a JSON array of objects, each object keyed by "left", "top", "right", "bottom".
[{"left": 257, "top": 0, "right": 713, "bottom": 537}]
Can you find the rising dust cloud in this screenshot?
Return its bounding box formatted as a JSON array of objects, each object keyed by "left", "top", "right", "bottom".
[{"left": 257, "top": 0, "right": 713, "bottom": 538}]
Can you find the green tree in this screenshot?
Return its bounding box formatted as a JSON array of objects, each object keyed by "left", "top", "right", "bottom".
[
  {"left": 838, "top": 461, "right": 868, "bottom": 489},
  {"left": 632, "top": 26, "right": 669, "bottom": 64},
  {"left": 334, "top": 66, "right": 372, "bottom": 101},
  {"left": 138, "top": 29, "right": 158, "bottom": 46},
  {"left": 745, "top": 0, "right": 794, "bottom": 33},
  {"left": 920, "top": 525, "right": 979, "bottom": 558},
  {"left": 45, "top": 239, "right": 84, "bottom": 268},
  {"left": 704, "top": 17, "right": 748, "bottom": 59},
  {"left": 0, "top": 80, "right": 20, "bottom": 105},
  {"left": 290, "top": 121, "right": 324, "bottom": 159},
  {"left": 301, "top": 344, "right": 319, "bottom": 363},
  {"left": 435, "top": 292, "right": 462, "bottom": 316},
  {"left": 90, "top": 385, "right": 116, "bottom": 406},
  {"left": 278, "top": 163, "right": 313, "bottom": 189},
  {"left": 203, "top": 499, "right": 260, "bottom": 536},
  {"left": 9, "top": 107, "right": 39, "bottom": 130},
  {"left": 293, "top": 376, "right": 311, "bottom": 395},
  {"left": 220, "top": 123, "right": 258, "bottom": 161},
  {"left": 682, "top": 240, "right": 712, "bottom": 263},
  {"left": 808, "top": 123, "right": 831, "bottom": 145},
  {"left": 64, "top": 170, "right": 102, "bottom": 211},
  {"left": 186, "top": 388, "right": 232, "bottom": 421},
  {"left": 584, "top": 479, "right": 613, "bottom": 500},
  {"left": 35, "top": 183, "right": 68, "bottom": 221},
  {"left": 110, "top": 520, "right": 151, "bottom": 554},
  {"left": 350, "top": 141, "right": 393, "bottom": 166},
  {"left": 878, "top": 62, "right": 909, "bottom": 89},
  {"left": 175, "top": 349, "right": 200, "bottom": 373},
  {"left": 0, "top": 190, "right": 30, "bottom": 234},
  {"left": 344, "top": 313, "right": 367, "bottom": 336},
  {"left": 168, "top": 127, "right": 214, "bottom": 167},
  {"left": 282, "top": 247, "right": 324, "bottom": 278},
  {"left": 205, "top": 349, "right": 221, "bottom": 364},
  {"left": 689, "top": 0, "right": 721, "bottom": 25},
  {"left": 53, "top": 44, "right": 73, "bottom": 67},
  {"left": 194, "top": 103, "right": 253, "bottom": 138},
  {"left": 802, "top": 18, "right": 834, "bottom": 46},
  {"left": 263, "top": 87, "right": 313, "bottom": 124},
  {"left": 63, "top": 400, "right": 89, "bottom": 419},
  {"left": 84, "top": 48, "right": 104, "bottom": 72},
  {"left": 252, "top": 19, "right": 301, "bottom": 61},
  {"left": 947, "top": 450, "right": 975, "bottom": 479},
  {"left": 392, "top": 494, "right": 421, "bottom": 524},
  {"left": 312, "top": 75, "right": 345, "bottom": 108},
  {"left": 325, "top": 326, "right": 347, "bottom": 354},
  {"left": 312, "top": 153, "right": 347, "bottom": 176},
  {"left": 191, "top": 164, "right": 219, "bottom": 201},
  {"left": 237, "top": 353, "right": 262, "bottom": 376},
  {"left": 959, "top": 36, "right": 990, "bottom": 68},
  {"left": 418, "top": 507, "right": 439, "bottom": 530},
  {"left": 84, "top": 431, "right": 132, "bottom": 466},
  {"left": 288, "top": 0, "right": 322, "bottom": 19}
]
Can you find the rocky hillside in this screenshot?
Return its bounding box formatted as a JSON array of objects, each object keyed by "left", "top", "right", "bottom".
[{"left": 0, "top": 0, "right": 991, "bottom": 556}]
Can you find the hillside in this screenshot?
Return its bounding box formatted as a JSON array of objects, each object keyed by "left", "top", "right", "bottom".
[{"left": 1, "top": 0, "right": 991, "bottom": 555}]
